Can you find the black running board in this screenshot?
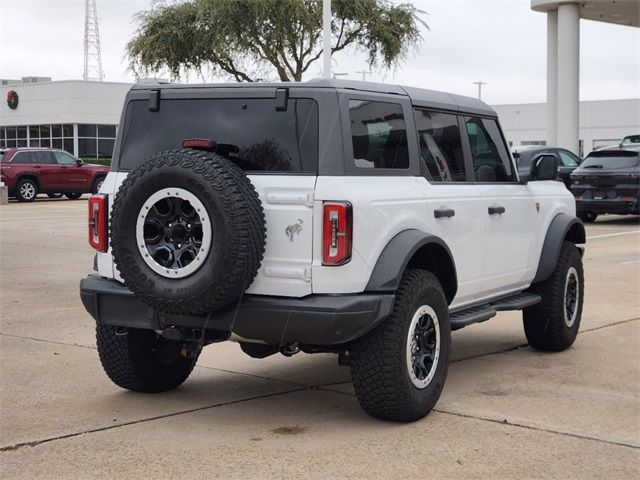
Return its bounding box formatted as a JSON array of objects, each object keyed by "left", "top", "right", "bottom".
[{"left": 449, "top": 292, "right": 541, "bottom": 331}]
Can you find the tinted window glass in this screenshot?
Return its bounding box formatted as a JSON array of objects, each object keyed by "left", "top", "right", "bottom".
[
  {"left": 349, "top": 100, "right": 409, "bottom": 169},
  {"left": 98, "top": 139, "right": 115, "bottom": 157},
  {"left": 558, "top": 150, "right": 580, "bottom": 166},
  {"left": 119, "top": 98, "right": 318, "bottom": 173},
  {"left": 465, "top": 117, "right": 515, "bottom": 182},
  {"left": 581, "top": 152, "right": 639, "bottom": 170},
  {"left": 54, "top": 151, "right": 78, "bottom": 164},
  {"left": 79, "top": 138, "right": 97, "bottom": 157},
  {"left": 34, "top": 151, "right": 56, "bottom": 164},
  {"left": 414, "top": 109, "right": 466, "bottom": 182},
  {"left": 11, "top": 152, "right": 34, "bottom": 164},
  {"left": 98, "top": 125, "right": 116, "bottom": 137},
  {"left": 78, "top": 124, "right": 97, "bottom": 137}
]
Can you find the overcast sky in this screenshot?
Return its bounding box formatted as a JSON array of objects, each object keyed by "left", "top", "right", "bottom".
[{"left": 0, "top": 0, "right": 638, "bottom": 105}]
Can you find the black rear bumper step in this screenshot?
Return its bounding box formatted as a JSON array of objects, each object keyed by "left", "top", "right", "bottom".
[
  {"left": 450, "top": 292, "right": 541, "bottom": 331},
  {"left": 80, "top": 275, "right": 395, "bottom": 346}
]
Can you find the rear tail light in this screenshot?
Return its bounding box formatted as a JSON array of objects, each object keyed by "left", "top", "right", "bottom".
[
  {"left": 322, "top": 201, "right": 352, "bottom": 265},
  {"left": 88, "top": 195, "right": 108, "bottom": 252},
  {"left": 182, "top": 138, "right": 215, "bottom": 150}
]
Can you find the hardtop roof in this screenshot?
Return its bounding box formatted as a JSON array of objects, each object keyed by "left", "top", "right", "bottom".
[{"left": 130, "top": 78, "right": 496, "bottom": 117}]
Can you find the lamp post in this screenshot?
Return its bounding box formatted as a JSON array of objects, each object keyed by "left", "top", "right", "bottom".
[
  {"left": 472, "top": 81, "right": 487, "bottom": 100},
  {"left": 323, "top": 0, "right": 332, "bottom": 79}
]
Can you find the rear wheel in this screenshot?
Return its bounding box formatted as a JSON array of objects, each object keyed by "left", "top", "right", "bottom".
[
  {"left": 96, "top": 325, "right": 199, "bottom": 392},
  {"left": 349, "top": 269, "right": 451, "bottom": 422},
  {"left": 16, "top": 178, "right": 38, "bottom": 202},
  {"left": 578, "top": 211, "right": 598, "bottom": 223},
  {"left": 65, "top": 192, "right": 82, "bottom": 200},
  {"left": 523, "top": 241, "right": 584, "bottom": 351},
  {"left": 92, "top": 176, "right": 105, "bottom": 194}
]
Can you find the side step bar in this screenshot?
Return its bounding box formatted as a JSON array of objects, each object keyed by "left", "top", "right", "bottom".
[{"left": 449, "top": 292, "right": 541, "bottom": 331}]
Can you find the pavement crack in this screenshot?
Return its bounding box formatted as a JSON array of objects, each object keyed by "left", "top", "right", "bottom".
[
  {"left": 432, "top": 408, "right": 640, "bottom": 450},
  {"left": 0, "top": 387, "right": 306, "bottom": 453},
  {"left": 0, "top": 332, "right": 96, "bottom": 350},
  {"left": 580, "top": 316, "right": 639, "bottom": 334}
]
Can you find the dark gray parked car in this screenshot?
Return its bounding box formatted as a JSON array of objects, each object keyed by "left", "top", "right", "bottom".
[{"left": 512, "top": 146, "right": 582, "bottom": 189}]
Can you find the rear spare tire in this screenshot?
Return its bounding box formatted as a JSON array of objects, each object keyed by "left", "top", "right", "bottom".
[{"left": 110, "top": 149, "right": 266, "bottom": 314}]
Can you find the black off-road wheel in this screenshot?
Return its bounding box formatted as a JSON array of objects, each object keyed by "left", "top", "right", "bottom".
[
  {"left": 15, "top": 178, "right": 38, "bottom": 202},
  {"left": 110, "top": 149, "right": 266, "bottom": 315},
  {"left": 65, "top": 192, "right": 82, "bottom": 200},
  {"left": 97, "top": 325, "right": 198, "bottom": 392},
  {"left": 349, "top": 269, "right": 451, "bottom": 422},
  {"left": 523, "top": 241, "right": 584, "bottom": 351}
]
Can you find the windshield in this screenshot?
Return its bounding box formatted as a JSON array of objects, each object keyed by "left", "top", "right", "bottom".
[
  {"left": 580, "top": 151, "right": 639, "bottom": 170},
  {"left": 117, "top": 98, "right": 318, "bottom": 173},
  {"left": 621, "top": 135, "right": 640, "bottom": 146}
]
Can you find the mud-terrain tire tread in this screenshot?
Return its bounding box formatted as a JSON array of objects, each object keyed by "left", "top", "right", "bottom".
[
  {"left": 349, "top": 269, "right": 451, "bottom": 422},
  {"left": 110, "top": 149, "right": 266, "bottom": 315},
  {"left": 96, "top": 324, "right": 198, "bottom": 392},
  {"left": 523, "top": 241, "right": 583, "bottom": 351}
]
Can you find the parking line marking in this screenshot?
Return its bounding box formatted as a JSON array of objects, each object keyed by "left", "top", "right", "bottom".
[
  {"left": 621, "top": 260, "right": 640, "bottom": 265},
  {"left": 586, "top": 231, "right": 640, "bottom": 240}
]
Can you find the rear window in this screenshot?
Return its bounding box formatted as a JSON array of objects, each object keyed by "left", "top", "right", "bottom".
[
  {"left": 580, "top": 151, "right": 639, "bottom": 170},
  {"left": 117, "top": 98, "right": 318, "bottom": 173}
]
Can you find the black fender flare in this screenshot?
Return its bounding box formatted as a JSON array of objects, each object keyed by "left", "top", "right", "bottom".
[
  {"left": 533, "top": 212, "right": 586, "bottom": 284},
  {"left": 365, "top": 229, "right": 457, "bottom": 303}
]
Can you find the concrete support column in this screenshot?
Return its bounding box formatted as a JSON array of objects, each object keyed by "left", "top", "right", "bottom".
[
  {"left": 546, "top": 10, "right": 558, "bottom": 146},
  {"left": 556, "top": 2, "right": 580, "bottom": 153}
]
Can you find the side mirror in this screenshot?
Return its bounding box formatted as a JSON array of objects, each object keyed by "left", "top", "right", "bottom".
[
  {"left": 76, "top": 159, "right": 83, "bottom": 166},
  {"left": 531, "top": 154, "right": 558, "bottom": 181}
]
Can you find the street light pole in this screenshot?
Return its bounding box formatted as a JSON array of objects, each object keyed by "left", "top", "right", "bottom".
[
  {"left": 323, "top": 0, "right": 332, "bottom": 79},
  {"left": 355, "top": 70, "right": 371, "bottom": 81},
  {"left": 472, "top": 81, "right": 487, "bottom": 100}
]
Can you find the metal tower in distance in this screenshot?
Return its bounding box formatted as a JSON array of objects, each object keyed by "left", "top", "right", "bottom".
[{"left": 83, "top": 0, "right": 104, "bottom": 81}]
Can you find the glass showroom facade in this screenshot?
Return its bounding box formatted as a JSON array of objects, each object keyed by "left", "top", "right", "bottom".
[{"left": 0, "top": 123, "right": 117, "bottom": 159}]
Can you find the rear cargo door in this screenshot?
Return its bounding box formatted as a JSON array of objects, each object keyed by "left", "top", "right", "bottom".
[{"left": 245, "top": 175, "right": 316, "bottom": 297}]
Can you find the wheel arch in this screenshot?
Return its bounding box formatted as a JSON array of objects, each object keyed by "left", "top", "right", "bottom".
[
  {"left": 533, "top": 212, "right": 586, "bottom": 284},
  {"left": 16, "top": 174, "right": 40, "bottom": 189},
  {"left": 365, "top": 229, "right": 458, "bottom": 304}
]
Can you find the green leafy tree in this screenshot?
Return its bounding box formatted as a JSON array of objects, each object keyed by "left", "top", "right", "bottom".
[{"left": 127, "top": 0, "right": 426, "bottom": 82}]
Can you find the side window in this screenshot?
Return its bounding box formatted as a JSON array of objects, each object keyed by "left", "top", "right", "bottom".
[
  {"left": 558, "top": 150, "right": 580, "bottom": 167},
  {"left": 54, "top": 151, "right": 78, "bottom": 165},
  {"left": 413, "top": 109, "right": 467, "bottom": 182},
  {"left": 464, "top": 117, "right": 515, "bottom": 182},
  {"left": 11, "top": 152, "right": 34, "bottom": 164},
  {"left": 349, "top": 100, "right": 409, "bottom": 169},
  {"left": 34, "top": 151, "right": 56, "bottom": 164}
]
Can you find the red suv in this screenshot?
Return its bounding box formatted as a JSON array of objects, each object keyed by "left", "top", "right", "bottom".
[{"left": 0, "top": 148, "right": 110, "bottom": 202}]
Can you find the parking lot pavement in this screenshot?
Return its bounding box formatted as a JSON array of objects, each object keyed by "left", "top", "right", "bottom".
[{"left": 1, "top": 200, "right": 639, "bottom": 479}]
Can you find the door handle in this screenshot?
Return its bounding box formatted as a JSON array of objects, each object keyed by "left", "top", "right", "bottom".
[
  {"left": 434, "top": 208, "right": 455, "bottom": 219},
  {"left": 488, "top": 206, "right": 506, "bottom": 215}
]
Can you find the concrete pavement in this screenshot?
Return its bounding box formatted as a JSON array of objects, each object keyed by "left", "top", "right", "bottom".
[{"left": 1, "top": 197, "right": 639, "bottom": 479}]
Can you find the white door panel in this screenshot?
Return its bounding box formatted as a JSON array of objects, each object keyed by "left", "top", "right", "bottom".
[
  {"left": 477, "top": 184, "right": 538, "bottom": 295},
  {"left": 98, "top": 172, "right": 316, "bottom": 297},
  {"left": 243, "top": 175, "right": 316, "bottom": 297},
  {"left": 420, "top": 179, "right": 486, "bottom": 309}
]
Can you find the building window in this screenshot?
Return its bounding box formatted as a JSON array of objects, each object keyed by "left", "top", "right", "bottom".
[
  {"left": 78, "top": 123, "right": 117, "bottom": 159},
  {"left": 520, "top": 140, "right": 546, "bottom": 146}
]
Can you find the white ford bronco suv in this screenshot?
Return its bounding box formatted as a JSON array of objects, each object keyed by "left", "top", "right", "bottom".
[{"left": 80, "top": 80, "right": 585, "bottom": 422}]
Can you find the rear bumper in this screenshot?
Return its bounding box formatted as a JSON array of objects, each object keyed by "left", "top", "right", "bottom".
[
  {"left": 80, "top": 275, "right": 394, "bottom": 346},
  {"left": 576, "top": 197, "right": 639, "bottom": 215}
]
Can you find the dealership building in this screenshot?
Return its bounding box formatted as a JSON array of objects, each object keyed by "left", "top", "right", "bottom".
[{"left": 1, "top": 76, "right": 638, "bottom": 159}]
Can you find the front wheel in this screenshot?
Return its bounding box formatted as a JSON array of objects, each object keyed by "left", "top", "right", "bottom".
[
  {"left": 65, "top": 192, "right": 82, "bottom": 200},
  {"left": 349, "top": 269, "right": 451, "bottom": 422},
  {"left": 96, "top": 325, "right": 199, "bottom": 392},
  {"left": 578, "top": 211, "right": 598, "bottom": 223},
  {"left": 523, "top": 241, "right": 584, "bottom": 351}
]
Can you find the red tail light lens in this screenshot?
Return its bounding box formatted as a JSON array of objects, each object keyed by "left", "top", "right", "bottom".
[
  {"left": 322, "top": 201, "right": 352, "bottom": 265},
  {"left": 182, "top": 138, "right": 214, "bottom": 150},
  {"left": 88, "top": 195, "right": 108, "bottom": 252}
]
